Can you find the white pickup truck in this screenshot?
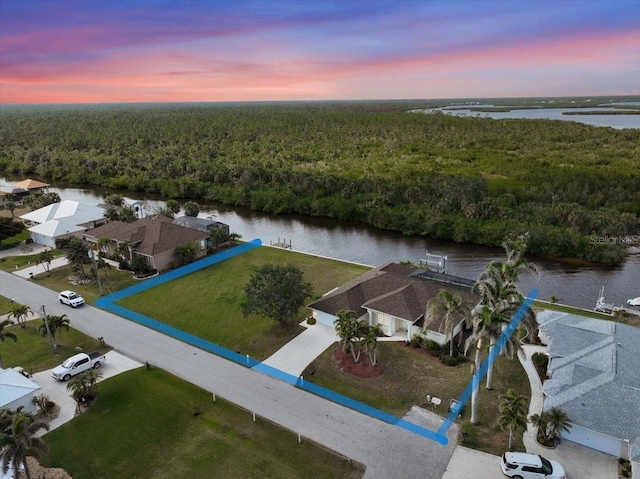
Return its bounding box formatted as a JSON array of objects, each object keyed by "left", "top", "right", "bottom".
[{"left": 52, "top": 351, "right": 106, "bottom": 381}]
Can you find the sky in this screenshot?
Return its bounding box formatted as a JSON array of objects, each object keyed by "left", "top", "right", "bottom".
[{"left": 1, "top": 0, "right": 639, "bottom": 104}]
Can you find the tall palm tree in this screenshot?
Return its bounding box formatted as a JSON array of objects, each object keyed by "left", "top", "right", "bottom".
[
  {"left": 334, "top": 309, "right": 357, "bottom": 355},
  {"left": 362, "top": 324, "right": 383, "bottom": 366},
  {"left": 0, "top": 319, "right": 18, "bottom": 369},
  {"left": 498, "top": 388, "right": 528, "bottom": 450},
  {"left": 35, "top": 250, "right": 54, "bottom": 273},
  {"left": 0, "top": 410, "right": 49, "bottom": 479},
  {"left": 8, "top": 304, "right": 33, "bottom": 329},
  {"left": 64, "top": 237, "right": 90, "bottom": 276},
  {"left": 425, "top": 290, "right": 470, "bottom": 357}
]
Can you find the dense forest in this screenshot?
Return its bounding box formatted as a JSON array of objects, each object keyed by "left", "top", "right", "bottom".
[{"left": 1, "top": 101, "right": 639, "bottom": 264}]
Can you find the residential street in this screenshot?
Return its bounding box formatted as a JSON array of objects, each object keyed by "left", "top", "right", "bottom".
[{"left": 0, "top": 270, "right": 458, "bottom": 479}]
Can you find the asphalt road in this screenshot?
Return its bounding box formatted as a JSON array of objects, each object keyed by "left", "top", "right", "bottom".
[{"left": 1, "top": 270, "right": 457, "bottom": 479}]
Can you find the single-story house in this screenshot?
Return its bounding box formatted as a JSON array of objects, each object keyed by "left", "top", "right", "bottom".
[
  {"left": 83, "top": 215, "right": 209, "bottom": 272},
  {"left": 172, "top": 216, "right": 230, "bottom": 247},
  {"left": 538, "top": 311, "right": 640, "bottom": 475},
  {"left": 0, "top": 368, "right": 41, "bottom": 414},
  {"left": 308, "top": 262, "right": 477, "bottom": 343},
  {"left": 19, "top": 200, "right": 107, "bottom": 247}
]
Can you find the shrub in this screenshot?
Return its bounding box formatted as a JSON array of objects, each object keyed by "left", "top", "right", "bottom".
[
  {"left": 440, "top": 354, "right": 465, "bottom": 366},
  {"left": 532, "top": 352, "right": 549, "bottom": 380},
  {"left": 410, "top": 334, "right": 423, "bottom": 348},
  {"left": 423, "top": 339, "right": 441, "bottom": 356},
  {"left": 306, "top": 317, "right": 316, "bottom": 325}
]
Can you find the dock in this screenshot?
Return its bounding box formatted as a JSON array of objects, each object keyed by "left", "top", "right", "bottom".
[{"left": 270, "top": 237, "right": 292, "bottom": 249}]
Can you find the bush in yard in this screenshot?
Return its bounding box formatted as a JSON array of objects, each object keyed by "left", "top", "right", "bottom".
[
  {"left": 410, "top": 334, "right": 423, "bottom": 348},
  {"left": 306, "top": 317, "right": 316, "bottom": 325},
  {"left": 440, "top": 354, "right": 465, "bottom": 366},
  {"left": 423, "top": 339, "right": 441, "bottom": 357}
]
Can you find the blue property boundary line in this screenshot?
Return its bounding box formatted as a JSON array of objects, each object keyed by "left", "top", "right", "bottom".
[
  {"left": 95, "top": 240, "right": 538, "bottom": 446},
  {"left": 437, "top": 288, "right": 539, "bottom": 437}
]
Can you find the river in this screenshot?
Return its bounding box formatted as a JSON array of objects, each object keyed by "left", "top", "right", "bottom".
[
  {"left": 412, "top": 105, "right": 640, "bottom": 129},
  {"left": 3, "top": 178, "right": 638, "bottom": 311}
]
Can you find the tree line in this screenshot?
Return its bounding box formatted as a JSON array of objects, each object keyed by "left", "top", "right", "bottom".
[{"left": 1, "top": 102, "right": 638, "bottom": 264}]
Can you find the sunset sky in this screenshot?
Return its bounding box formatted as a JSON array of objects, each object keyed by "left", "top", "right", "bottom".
[{"left": 1, "top": 0, "right": 639, "bottom": 104}]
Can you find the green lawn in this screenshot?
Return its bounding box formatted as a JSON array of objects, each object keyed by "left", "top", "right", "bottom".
[
  {"left": 41, "top": 368, "right": 364, "bottom": 479},
  {"left": 0, "top": 229, "right": 30, "bottom": 250},
  {"left": 118, "top": 246, "right": 369, "bottom": 360},
  {"left": 0, "top": 249, "right": 65, "bottom": 272},
  {"left": 0, "top": 321, "right": 107, "bottom": 373},
  {"left": 302, "top": 342, "right": 530, "bottom": 456}
]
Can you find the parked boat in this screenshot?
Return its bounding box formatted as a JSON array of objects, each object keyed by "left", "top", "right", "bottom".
[{"left": 595, "top": 287, "right": 615, "bottom": 314}]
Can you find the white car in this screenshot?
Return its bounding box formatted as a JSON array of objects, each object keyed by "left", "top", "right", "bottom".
[
  {"left": 58, "top": 290, "right": 85, "bottom": 308},
  {"left": 501, "top": 452, "right": 566, "bottom": 479},
  {"left": 627, "top": 297, "right": 640, "bottom": 308}
]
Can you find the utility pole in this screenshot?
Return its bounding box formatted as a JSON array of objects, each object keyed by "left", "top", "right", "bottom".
[
  {"left": 88, "top": 248, "right": 103, "bottom": 296},
  {"left": 41, "top": 305, "right": 56, "bottom": 354}
]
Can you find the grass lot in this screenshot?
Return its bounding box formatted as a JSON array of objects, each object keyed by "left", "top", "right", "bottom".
[
  {"left": 118, "top": 246, "right": 369, "bottom": 360},
  {"left": 41, "top": 368, "right": 364, "bottom": 479},
  {"left": 0, "top": 229, "right": 30, "bottom": 250},
  {"left": 0, "top": 249, "right": 65, "bottom": 272},
  {"left": 302, "top": 342, "right": 530, "bottom": 456},
  {"left": 0, "top": 295, "right": 14, "bottom": 314},
  {"left": 33, "top": 263, "right": 137, "bottom": 305},
  {"left": 1, "top": 321, "right": 106, "bottom": 373}
]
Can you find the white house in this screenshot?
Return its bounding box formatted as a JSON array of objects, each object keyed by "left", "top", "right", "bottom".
[
  {"left": 0, "top": 368, "right": 41, "bottom": 414},
  {"left": 20, "top": 200, "right": 107, "bottom": 247},
  {"left": 308, "top": 263, "right": 476, "bottom": 343},
  {"left": 538, "top": 311, "right": 640, "bottom": 476}
]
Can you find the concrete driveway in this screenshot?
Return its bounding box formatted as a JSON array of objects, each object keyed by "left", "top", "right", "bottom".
[
  {"left": 259, "top": 321, "right": 339, "bottom": 376},
  {"left": 32, "top": 351, "right": 142, "bottom": 433}
]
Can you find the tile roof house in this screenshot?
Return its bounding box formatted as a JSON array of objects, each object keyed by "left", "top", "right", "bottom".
[
  {"left": 83, "top": 215, "right": 209, "bottom": 272},
  {"left": 19, "top": 200, "right": 107, "bottom": 248},
  {"left": 0, "top": 368, "right": 41, "bottom": 414},
  {"left": 308, "top": 262, "right": 477, "bottom": 343},
  {"left": 538, "top": 310, "right": 640, "bottom": 469}
]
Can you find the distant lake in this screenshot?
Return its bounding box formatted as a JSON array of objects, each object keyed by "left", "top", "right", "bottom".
[{"left": 412, "top": 105, "right": 640, "bottom": 129}]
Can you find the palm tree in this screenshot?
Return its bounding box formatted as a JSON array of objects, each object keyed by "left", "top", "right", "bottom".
[
  {"left": 0, "top": 319, "right": 18, "bottom": 369},
  {"left": 0, "top": 410, "right": 49, "bottom": 479},
  {"left": 362, "top": 324, "right": 383, "bottom": 366},
  {"left": 498, "top": 388, "right": 528, "bottom": 450},
  {"left": 36, "top": 250, "right": 54, "bottom": 273},
  {"left": 545, "top": 407, "right": 572, "bottom": 442},
  {"left": 425, "top": 290, "right": 470, "bottom": 357},
  {"left": 64, "top": 237, "right": 90, "bottom": 276},
  {"left": 67, "top": 369, "right": 103, "bottom": 404},
  {"left": 334, "top": 309, "right": 357, "bottom": 355},
  {"left": 8, "top": 303, "right": 33, "bottom": 329},
  {"left": 38, "top": 314, "right": 69, "bottom": 340},
  {"left": 115, "top": 240, "right": 132, "bottom": 263}
]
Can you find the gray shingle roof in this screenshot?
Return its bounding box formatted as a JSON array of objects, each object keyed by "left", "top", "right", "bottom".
[{"left": 538, "top": 311, "right": 640, "bottom": 461}]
